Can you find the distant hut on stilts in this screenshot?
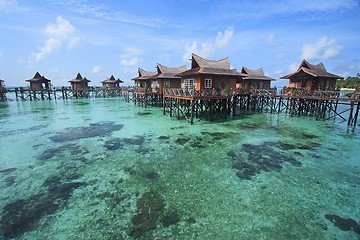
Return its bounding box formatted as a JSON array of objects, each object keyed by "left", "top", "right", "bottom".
[
  {"left": 237, "top": 67, "right": 274, "bottom": 89},
  {"left": 69, "top": 73, "right": 91, "bottom": 90},
  {"left": 0, "top": 79, "right": 6, "bottom": 101},
  {"left": 26, "top": 72, "right": 51, "bottom": 91},
  {"left": 281, "top": 59, "right": 342, "bottom": 91},
  {"left": 101, "top": 75, "right": 123, "bottom": 89}
]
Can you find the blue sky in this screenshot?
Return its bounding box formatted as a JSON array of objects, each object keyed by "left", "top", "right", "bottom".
[{"left": 0, "top": 0, "right": 359, "bottom": 87}]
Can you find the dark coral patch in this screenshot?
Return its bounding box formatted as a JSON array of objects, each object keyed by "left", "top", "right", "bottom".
[
  {"left": 104, "top": 135, "right": 145, "bottom": 151},
  {"left": 162, "top": 211, "right": 180, "bottom": 227},
  {"left": 0, "top": 182, "right": 85, "bottom": 239},
  {"left": 49, "top": 121, "right": 123, "bottom": 142},
  {"left": 325, "top": 214, "right": 360, "bottom": 234},
  {"left": 128, "top": 192, "right": 164, "bottom": 238},
  {"left": 229, "top": 141, "right": 302, "bottom": 180}
]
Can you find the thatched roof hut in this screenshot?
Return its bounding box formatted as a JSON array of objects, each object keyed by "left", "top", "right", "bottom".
[
  {"left": 237, "top": 67, "right": 274, "bottom": 89},
  {"left": 101, "top": 75, "right": 123, "bottom": 89},
  {"left": 69, "top": 73, "right": 91, "bottom": 90},
  {"left": 281, "top": 59, "right": 341, "bottom": 91},
  {"left": 26, "top": 72, "right": 51, "bottom": 90}
]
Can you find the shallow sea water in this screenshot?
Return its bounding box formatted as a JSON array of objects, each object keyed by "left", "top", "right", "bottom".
[{"left": 0, "top": 98, "right": 359, "bottom": 240}]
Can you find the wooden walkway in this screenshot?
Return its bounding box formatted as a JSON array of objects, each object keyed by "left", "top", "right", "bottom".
[{"left": 1, "top": 86, "right": 359, "bottom": 126}]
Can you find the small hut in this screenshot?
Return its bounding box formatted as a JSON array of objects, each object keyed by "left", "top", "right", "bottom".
[
  {"left": 132, "top": 68, "right": 157, "bottom": 90},
  {"left": 101, "top": 75, "right": 123, "bottom": 89},
  {"left": 69, "top": 73, "right": 91, "bottom": 90},
  {"left": 280, "top": 59, "right": 342, "bottom": 91},
  {"left": 237, "top": 67, "right": 274, "bottom": 89},
  {"left": 148, "top": 63, "right": 187, "bottom": 94},
  {"left": 0, "top": 79, "right": 4, "bottom": 88},
  {"left": 175, "top": 53, "right": 244, "bottom": 91},
  {"left": 26, "top": 72, "right": 51, "bottom": 91}
]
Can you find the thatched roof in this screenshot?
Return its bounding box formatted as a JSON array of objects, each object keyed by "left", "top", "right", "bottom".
[
  {"left": 132, "top": 68, "right": 157, "bottom": 80},
  {"left": 176, "top": 53, "right": 244, "bottom": 77},
  {"left": 26, "top": 72, "right": 51, "bottom": 82},
  {"left": 69, "top": 73, "right": 91, "bottom": 83},
  {"left": 280, "top": 59, "right": 341, "bottom": 79},
  {"left": 241, "top": 67, "right": 274, "bottom": 81},
  {"left": 101, "top": 75, "right": 123, "bottom": 83},
  {"left": 150, "top": 63, "right": 187, "bottom": 79}
]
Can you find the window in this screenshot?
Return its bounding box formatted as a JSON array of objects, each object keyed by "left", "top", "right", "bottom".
[
  {"left": 142, "top": 82, "right": 147, "bottom": 88},
  {"left": 151, "top": 81, "right": 158, "bottom": 89},
  {"left": 205, "top": 78, "right": 212, "bottom": 89},
  {"left": 183, "top": 79, "right": 194, "bottom": 89},
  {"left": 164, "top": 81, "right": 170, "bottom": 88}
]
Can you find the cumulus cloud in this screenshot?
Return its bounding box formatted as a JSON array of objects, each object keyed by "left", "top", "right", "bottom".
[
  {"left": 182, "top": 27, "right": 234, "bottom": 63},
  {"left": 30, "top": 16, "right": 80, "bottom": 63},
  {"left": 301, "top": 37, "right": 342, "bottom": 60},
  {"left": 92, "top": 65, "right": 105, "bottom": 74},
  {"left": 120, "top": 47, "right": 142, "bottom": 66}
]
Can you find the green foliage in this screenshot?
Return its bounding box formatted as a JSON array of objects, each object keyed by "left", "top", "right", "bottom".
[{"left": 336, "top": 73, "right": 360, "bottom": 89}]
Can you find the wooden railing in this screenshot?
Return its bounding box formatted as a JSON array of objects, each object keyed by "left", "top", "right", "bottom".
[{"left": 164, "top": 88, "right": 229, "bottom": 97}]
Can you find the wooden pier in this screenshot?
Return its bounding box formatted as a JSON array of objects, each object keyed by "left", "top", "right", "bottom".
[{"left": 163, "top": 88, "right": 360, "bottom": 126}]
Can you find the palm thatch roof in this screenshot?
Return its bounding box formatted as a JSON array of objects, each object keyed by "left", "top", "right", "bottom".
[
  {"left": 176, "top": 53, "right": 244, "bottom": 77},
  {"left": 132, "top": 68, "right": 157, "bottom": 80},
  {"left": 69, "top": 73, "right": 91, "bottom": 83},
  {"left": 26, "top": 72, "right": 51, "bottom": 82},
  {"left": 241, "top": 67, "right": 274, "bottom": 81},
  {"left": 101, "top": 75, "right": 123, "bottom": 83},
  {"left": 280, "top": 59, "right": 341, "bottom": 80},
  {"left": 150, "top": 63, "right": 187, "bottom": 79}
]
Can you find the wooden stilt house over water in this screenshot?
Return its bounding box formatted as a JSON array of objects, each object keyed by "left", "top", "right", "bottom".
[
  {"left": 175, "top": 53, "right": 244, "bottom": 92},
  {"left": 26, "top": 72, "right": 51, "bottom": 90},
  {"left": 0, "top": 79, "right": 4, "bottom": 88},
  {"left": 101, "top": 75, "right": 123, "bottom": 89},
  {"left": 237, "top": 67, "right": 274, "bottom": 89},
  {"left": 69, "top": 73, "right": 91, "bottom": 90},
  {"left": 132, "top": 68, "right": 157, "bottom": 91},
  {"left": 280, "top": 59, "right": 342, "bottom": 91},
  {"left": 149, "top": 63, "right": 187, "bottom": 94}
]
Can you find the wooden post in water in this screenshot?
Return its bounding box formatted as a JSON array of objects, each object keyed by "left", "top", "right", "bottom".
[
  {"left": 190, "top": 100, "right": 194, "bottom": 125},
  {"left": 353, "top": 102, "right": 359, "bottom": 126},
  {"left": 348, "top": 101, "right": 354, "bottom": 125}
]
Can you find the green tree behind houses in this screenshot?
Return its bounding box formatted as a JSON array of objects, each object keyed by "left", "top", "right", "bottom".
[{"left": 336, "top": 73, "right": 360, "bottom": 90}]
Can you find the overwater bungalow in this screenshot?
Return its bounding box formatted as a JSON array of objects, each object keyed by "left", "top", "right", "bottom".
[
  {"left": 237, "top": 67, "right": 274, "bottom": 89},
  {"left": 132, "top": 68, "right": 157, "bottom": 91},
  {"left": 0, "top": 79, "right": 4, "bottom": 88},
  {"left": 69, "top": 73, "right": 91, "bottom": 90},
  {"left": 281, "top": 59, "right": 342, "bottom": 91},
  {"left": 149, "top": 63, "right": 187, "bottom": 94},
  {"left": 26, "top": 72, "right": 51, "bottom": 91},
  {"left": 175, "top": 53, "right": 244, "bottom": 92},
  {"left": 101, "top": 75, "right": 123, "bottom": 89}
]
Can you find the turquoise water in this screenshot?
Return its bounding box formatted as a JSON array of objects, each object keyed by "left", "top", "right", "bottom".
[{"left": 0, "top": 98, "right": 359, "bottom": 239}]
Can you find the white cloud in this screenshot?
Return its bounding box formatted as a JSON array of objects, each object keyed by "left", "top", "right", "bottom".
[
  {"left": 30, "top": 16, "right": 80, "bottom": 63},
  {"left": 0, "top": 0, "right": 18, "bottom": 10},
  {"left": 120, "top": 47, "right": 142, "bottom": 66},
  {"left": 301, "top": 37, "right": 342, "bottom": 60},
  {"left": 274, "top": 70, "right": 282, "bottom": 75},
  {"left": 289, "top": 62, "right": 298, "bottom": 72},
  {"left": 182, "top": 27, "right": 234, "bottom": 63},
  {"left": 92, "top": 65, "right": 105, "bottom": 74}
]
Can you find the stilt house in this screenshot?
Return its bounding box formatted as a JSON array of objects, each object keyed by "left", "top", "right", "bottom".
[
  {"left": 132, "top": 68, "right": 157, "bottom": 91},
  {"left": 237, "top": 67, "right": 274, "bottom": 89},
  {"left": 101, "top": 75, "right": 123, "bottom": 89},
  {"left": 175, "top": 53, "right": 244, "bottom": 92},
  {"left": 0, "top": 79, "right": 4, "bottom": 88},
  {"left": 281, "top": 59, "right": 342, "bottom": 91},
  {"left": 26, "top": 72, "right": 51, "bottom": 91},
  {"left": 149, "top": 63, "right": 187, "bottom": 94},
  {"left": 69, "top": 73, "right": 91, "bottom": 90}
]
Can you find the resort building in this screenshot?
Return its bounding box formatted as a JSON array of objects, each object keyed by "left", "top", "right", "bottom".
[
  {"left": 148, "top": 63, "right": 187, "bottom": 94},
  {"left": 26, "top": 72, "right": 51, "bottom": 91},
  {"left": 237, "top": 67, "right": 274, "bottom": 89},
  {"left": 132, "top": 68, "right": 157, "bottom": 90},
  {"left": 175, "top": 53, "right": 244, "bottom": 92},
  {"left": 69, "top": 73, "right": 91, "bottom": 90},
  {"left": 0, "top": 79, "right": 4, "bottom": 88},
  {"left": 101, "top": 75, "right": 123, "bottom": 89},
  {"left": 281, "top": 59, "right": 342, "bottom": 91}
]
